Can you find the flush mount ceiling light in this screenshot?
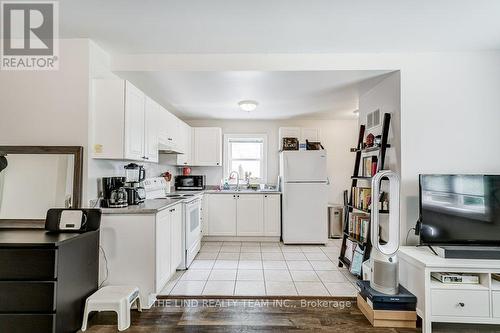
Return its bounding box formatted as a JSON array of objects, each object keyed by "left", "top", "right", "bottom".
[{"left": 238, "top": 100, "right": 258, "bottom": 112}]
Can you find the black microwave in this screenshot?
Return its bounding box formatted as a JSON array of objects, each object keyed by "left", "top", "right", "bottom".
[{"left": 174, "top": 175, "right": 206, "bottom": 191}]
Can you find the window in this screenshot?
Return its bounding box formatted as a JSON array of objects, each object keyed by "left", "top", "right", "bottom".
[{"left": 224, "top": 134, "right": 267, "bottom": 184}]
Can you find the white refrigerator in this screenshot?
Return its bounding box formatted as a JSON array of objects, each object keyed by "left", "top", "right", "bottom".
[{"left": 280, "top": 150, "right": 329, "bottom": 244}]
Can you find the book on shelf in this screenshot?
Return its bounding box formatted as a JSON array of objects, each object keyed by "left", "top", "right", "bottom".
[
  {"left": 352, "top": 187, "right": 372, "bottom": 211},
  {"left": 431, "top": 272, "right": 480, "bottom": 284},
  {"left": 345, "top": 239, "right": 354, "bottom": 263},
  {"left": 362, "top": 156, "right": 378, "bottom": 177},
  {"left": 348, "top": 213, "right": 370, "bottom": 243},
  {"left": 350, "top": 245, "right": 364, "bottom": 276}
]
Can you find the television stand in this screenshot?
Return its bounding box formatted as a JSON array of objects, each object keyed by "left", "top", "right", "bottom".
[{"left": 398, "top": 246, "right": 500, "bottom": 333}]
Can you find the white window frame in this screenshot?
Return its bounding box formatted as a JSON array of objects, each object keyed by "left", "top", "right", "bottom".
[{"left": 223, "top": 133, "right": 268, "bottom": 184}]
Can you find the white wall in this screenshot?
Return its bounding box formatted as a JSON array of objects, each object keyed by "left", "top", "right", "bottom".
[
  {"left": 358, "top": 72, "right": 400, "bottom": 174},
  {"left": 187, "top": 119, "right": 357, "bottom": 205},
  {"left": 0, "top": 39, "right": 91, "bottom": 203}
]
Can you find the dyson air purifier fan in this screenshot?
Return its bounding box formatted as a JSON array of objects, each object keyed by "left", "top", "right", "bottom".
[{"left": 370, "top": 170, "right": 400, "bottom": 295}]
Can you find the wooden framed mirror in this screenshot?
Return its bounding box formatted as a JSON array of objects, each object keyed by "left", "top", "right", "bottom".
[{"left": 0, "top": 146, "right": 83, "bottom": 228}]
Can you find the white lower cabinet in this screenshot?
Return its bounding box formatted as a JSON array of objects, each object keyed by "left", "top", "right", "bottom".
[
  {"left": 208, "top": 194, "right": 237, "bottom": 236},
  {"left": 156, "top": 209, "right": 172, "bottom": 292},
  {"left": 263, "top": 194, "right": 281, "bottom": 236},
  {"left": 157, "top": 204, "right": 183, "bottom": 283},
  {"left": 236, "top": 194, "right": 264, "bottom": 236},
  {"left": 169, "top": 205, "right": 183, "bottom": 273},
  {"left": 99, "top": 202, "right": 183, "bottom": 309},
  {"left": 206, "top": 193, "right": 280, "bottom": 237}
]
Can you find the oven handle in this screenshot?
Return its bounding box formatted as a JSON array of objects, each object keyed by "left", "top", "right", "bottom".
[{"left": 186, "top": 198, "right": 201, "bottom": 208}]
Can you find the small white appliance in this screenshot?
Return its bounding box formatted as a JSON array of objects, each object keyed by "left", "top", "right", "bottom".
[
  {"left": 370, "top": 170, "right": 400, "bottom": 295},
  {"left": 280, "top": 150, "right": 329, "bottom": 244},
  {"left": 143, "top": 177, "right": 202, "bottom": 269}
]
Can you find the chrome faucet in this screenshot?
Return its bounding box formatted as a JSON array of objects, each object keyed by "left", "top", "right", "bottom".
[{"left": 229, "top": 171, "right": 240, "bottom": 191}]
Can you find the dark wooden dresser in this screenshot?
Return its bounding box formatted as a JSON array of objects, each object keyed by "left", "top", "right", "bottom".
[{"left": 0, "top": 229, "right": 99, "bottom": 333}]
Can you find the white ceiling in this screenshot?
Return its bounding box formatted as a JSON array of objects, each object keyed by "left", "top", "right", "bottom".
[
  {"left": 60, "top": 0, "right": 500, "bottom": 54},
  {"left": 117, "top": 70, "right": 393, "bottom": 120}
]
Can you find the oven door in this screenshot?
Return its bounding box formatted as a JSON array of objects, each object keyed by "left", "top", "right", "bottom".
[{"left": 185, "top": 198, "right": 201, "bottom": 267}]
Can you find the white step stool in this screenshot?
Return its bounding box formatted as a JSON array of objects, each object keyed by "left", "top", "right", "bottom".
[{"left": 81, "top": 286, "right": 142, "bottom": 331}]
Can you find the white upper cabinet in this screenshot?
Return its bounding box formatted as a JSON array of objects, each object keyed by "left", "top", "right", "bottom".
[
  {"left": 92, "top": 79, "right": 159, "bottom": 162},
  {"left": 300, "top": 128, "right": 321, "bottom": 142},
  {"left": 193, "top": 127, "right": 222, "bottom": 166},
  {"left": 158, "top": 107, "right": 181, "bottom": 151},
  {"left": 124, "top": 82, "right": 145, "bottom": 160},
  {"left": 144, "top": 97, "right": 159, "bottom": 163},
  {"left": 176, "top": 121, "right": 192, "bottom": 165},
  {"left": 278, "top": 127, "right": 321, "bottom": 150}
]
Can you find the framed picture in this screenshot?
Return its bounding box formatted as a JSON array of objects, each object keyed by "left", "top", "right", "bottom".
[{"left": 282, "top": 137, "right": 299, "bottom": 150}]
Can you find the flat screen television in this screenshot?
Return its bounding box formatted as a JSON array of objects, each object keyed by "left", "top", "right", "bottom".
[{"left": 419, "top": 174, "right": 500, "bottom": 245}]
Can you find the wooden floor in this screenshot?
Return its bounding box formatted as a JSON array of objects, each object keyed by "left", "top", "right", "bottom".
[{"left": 84, "top": 297, "right": 420, "bottom": 333}]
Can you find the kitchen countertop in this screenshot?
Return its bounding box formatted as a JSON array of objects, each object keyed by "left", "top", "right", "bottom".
[
  {"left": 101, "top": 189, "right": 279, "bottom": 215},
  {"left": 100, "top": 198, "right": 183, "bottom": 215}
]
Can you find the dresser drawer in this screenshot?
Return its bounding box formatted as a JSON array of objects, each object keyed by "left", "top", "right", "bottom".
[
  {"left": 0, "top": 314, "right": 55, "bottom": 333},
  {"left": 0, "top": 249, "right": 57, "bottom": 280},
  {"left": 0, "top": 282, "right": 56, "bottom": 312},
  {"left": 431, "top": 289, "right": 489, "bottom": 317}
]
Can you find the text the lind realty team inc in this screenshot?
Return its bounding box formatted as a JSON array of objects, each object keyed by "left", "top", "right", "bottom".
[{"left": 155, "top": 299, "right": 354, "bottom": 309}]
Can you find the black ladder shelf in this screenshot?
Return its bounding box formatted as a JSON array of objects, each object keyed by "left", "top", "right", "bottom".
[{"left": 338, "top": 112, "right": 391, "bottom": 278}]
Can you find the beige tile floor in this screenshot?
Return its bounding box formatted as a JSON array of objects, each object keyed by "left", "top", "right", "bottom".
[{"left": 160, "top": 239, "right": 359, "bottom": 297}]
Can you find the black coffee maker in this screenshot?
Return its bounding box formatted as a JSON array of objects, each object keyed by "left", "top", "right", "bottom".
[{"left": 101, "top": 177, "right": 128, "bottom": 208}]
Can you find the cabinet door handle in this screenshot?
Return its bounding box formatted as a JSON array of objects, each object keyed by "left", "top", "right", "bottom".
[
  {"left": 168, "top": 138, "right": 173, "bottom": 141},
  {"left": 458, "top": 302, "right": 465, "bottom": 307},
  {"left": 144, "top": 157, "right": 149, "bottom": 160},
  {"left": 216, "top": 162, "right": 220, "bottom": 165}
]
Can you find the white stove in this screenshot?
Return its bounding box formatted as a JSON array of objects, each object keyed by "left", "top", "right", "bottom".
[{"left": 143, "top": 177, "right": 202, "bottom": 269}]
